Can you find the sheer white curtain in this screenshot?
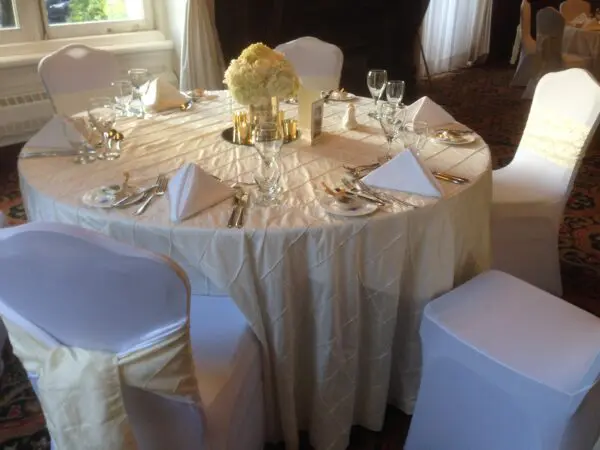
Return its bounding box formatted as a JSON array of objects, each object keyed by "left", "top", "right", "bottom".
[
  {"left": 421, "top": 0, "right": 493, "bottom": 75},
  {"left": 179, "top": 0, "right": 226, "bottom": 91}
]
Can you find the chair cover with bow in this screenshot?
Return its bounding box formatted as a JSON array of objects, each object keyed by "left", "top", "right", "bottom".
[
  {"left": 511, "top": 1, "right": 538, "bottom": 86},
  {"left": 492, "top": 68, "right": 600, "bottom": 295},
  {"left": 0, "top": 222, "right": 265, "bottom": 450}
]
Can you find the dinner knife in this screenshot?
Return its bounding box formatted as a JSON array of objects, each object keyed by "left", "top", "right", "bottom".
[{"left": 433, "top": 172, "right": 469, "bottom": 184}]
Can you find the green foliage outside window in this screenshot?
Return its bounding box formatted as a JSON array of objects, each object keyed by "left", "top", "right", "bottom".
[{"left": 68, "top": 0, "right": 108, "bottom": 22}]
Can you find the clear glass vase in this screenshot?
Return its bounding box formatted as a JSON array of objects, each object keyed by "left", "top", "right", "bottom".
[{"left": 248, "top": 97, "right": 279, "bottom": 126}]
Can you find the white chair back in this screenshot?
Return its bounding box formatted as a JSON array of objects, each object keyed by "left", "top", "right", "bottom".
[
  {"left": 515, "top": 68, "right": 600, "bottom": 210},
  {"left": 537, "top": 7, "right": 566, "bottom": 70},
  {"left": 38, "top": 44, "right": 120, "bottom": 116},
  {"left": 275, "top": 37, "right": 343, "bottom": 91},
  {"left": 521, "top": 0, "right": 537, "bottom": 54},
  {"left": 560, "top": 0, "right": 592, "bottom": 22},
  {"left": 0, "top": 222, "right": 188, "bottom": 354}
]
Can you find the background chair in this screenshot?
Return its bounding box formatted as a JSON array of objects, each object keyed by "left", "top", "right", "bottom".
[
  {"left": 0, "top": 222, "right": 264, "bottom": 450},
  {"left": 275, "top": 36, "right": 343, "bottom": 91},
  {"left": 511, "top": 1, "right": 538, "bottom": 87},
  {"left": 523, "top": 7, "right": 592, "bottom": 98},
  {"left": 493, "top": 68, "right": 600, "bottom": 296},
  {"left": 560, "top": 0, "right": 592, "bottom": 22},
  {"left": 38, "top": 44, "right": 120, "bottom": 116},
  {"left": 405, "top": 270, "right": 600, "bottom": 450}
]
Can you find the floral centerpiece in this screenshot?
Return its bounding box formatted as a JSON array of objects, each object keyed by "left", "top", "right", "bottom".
[{"left": 224, "top": 43, "right": 299, "bottom": 123}]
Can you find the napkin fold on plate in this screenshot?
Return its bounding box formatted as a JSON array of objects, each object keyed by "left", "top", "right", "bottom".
[
  {"left": 362, "top": 149, "right": 442, "bottom": 198},
  {"left": 143, "top": 77, "right": 188, "bottom": 112},
  {"left": 21, "top": 115, "right": 87, "bottom": 157},
  {"left": 571, "top": 13, "right": 591, "bottom": 27},
  {"left": 403, "top": 96, "right": 456, "bottom": 128},
  {"left": 168, "top": 163, "right": 235, "bottom": 223}
]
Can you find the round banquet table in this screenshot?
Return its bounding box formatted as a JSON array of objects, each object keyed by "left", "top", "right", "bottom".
[
  {"left": 564, "top": 25, "right": 600, "bottom": 79},
  {"left": 19, "top": 92, "right": 492, "bottom": 450}
]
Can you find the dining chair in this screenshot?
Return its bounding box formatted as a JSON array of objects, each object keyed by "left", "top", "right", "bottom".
[
  {"left": 38, "top": 44, "right": 120, "bottom": 116},
  {"left": 275, "top": 36, "right": 344, "bottom": 91},
  {"left": 523, "top": 7, "right": 592, "bottom": 98},
  {"left": 493, "top": 68, "right": 600, "bottom": 296},
  {"left": 0, "top": 222, "right": 265, "bottom": 450},
  {"left": 511, "top": 0, "right": 537, "bottom": 87},
  {"left": 560, "top": 0, "right": 592, "bottom": 22},
  {"left": 405, "top": 270, "right": 600, "bottom": 450}
]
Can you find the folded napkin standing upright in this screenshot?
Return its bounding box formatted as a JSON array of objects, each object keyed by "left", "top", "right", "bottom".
[
  {"left": 21, "top": 115, "right": 87, "bottom": 156},
  {"left": 403, "top": 96, "right": 457, "bottom": 128},
  {"left": 362, "top": 149, "right": 442, "bottom": 198},
  {"left": 168, "top": 163, "right": 235, "bottom": 223},
  {"left": 143, "top": 77, "right": 188, "bottom": 112}
]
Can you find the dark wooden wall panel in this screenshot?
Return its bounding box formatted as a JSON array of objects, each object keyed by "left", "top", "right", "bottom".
[{"left": 215, "top": 0, "right": 430, "bottom": 101}]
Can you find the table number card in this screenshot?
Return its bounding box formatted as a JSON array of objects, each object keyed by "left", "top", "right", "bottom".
[{"left": 309, "top": 98, "right": 325, "bottom": 145}]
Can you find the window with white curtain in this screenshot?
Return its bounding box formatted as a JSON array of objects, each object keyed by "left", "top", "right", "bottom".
[{"left": 0, "top": 0, "right": 154, "bottom": 44}]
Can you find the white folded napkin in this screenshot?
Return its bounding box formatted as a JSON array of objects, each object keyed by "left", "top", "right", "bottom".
[
  {"left": 571, "top": 13, "right": 590, "bottom": 26},
  {"left": 143, "top": 77, "right": 187, "bottom": 112},
  {"left": 21, "top": 116, "right": 86, "bottom": 156},
  {"left": 404, "top": 96, "right": 456, "bottom": 128},
  {"left": 168, "top": 163, "right": 235, "bottom": 223},
  {"left": 362, "top": 149, "right": 442, "bottom": 198}
]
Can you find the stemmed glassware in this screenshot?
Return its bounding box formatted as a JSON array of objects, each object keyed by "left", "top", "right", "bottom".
[
  {"left": 111, "top": 80, "right": 133, "bottom": 117},
  {"left": 386, "top": 80, "right": 406, "bottom": 107},
  {"left": 253, "top": 122, "right": 284, "bottom": 206},
  {"left": 87, "top": 97, "right": 119, "bottom": 160},
  {"left": 62, "top": 119, "right": 95, "bottom": 165},
  {"left": 127, "top": 68, "right": 151, "bottom": 118},
  {"left": 404, "top": 121, "right": 429, "bottom": 156},
  {"left": 378, "top": 103, "right": 400, "bottom": 159},
  {"left": 367, "top": 69, "right": 388, "bottom": 118}
]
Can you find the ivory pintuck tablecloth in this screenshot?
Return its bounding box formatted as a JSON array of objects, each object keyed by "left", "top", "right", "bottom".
[{"left": 18, "top": 92, "right": 492, "bottom": 450}]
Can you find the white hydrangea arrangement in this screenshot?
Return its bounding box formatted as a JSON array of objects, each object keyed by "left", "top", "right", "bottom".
[{"left": 224, "top": 43, "right": 300, "bottom": 106}]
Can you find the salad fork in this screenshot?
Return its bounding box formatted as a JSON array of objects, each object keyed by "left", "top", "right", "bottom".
[{"left": 134, "top": 175, "right": 168, "bottom": 216}]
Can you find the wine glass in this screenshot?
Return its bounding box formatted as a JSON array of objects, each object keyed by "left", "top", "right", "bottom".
[
  {"left": 378, "top": 103, "right": 400, "bottom": 159},
  {"left": 386, "top": 80, "right": 406, "bottom": 107},
  {"left": 87, "top": 97, "right": 118, "bottom": 160},
  {"left": 111, "top": 80, "right": 133, "bottom": 117},
  {"left": 367, "top": 69, "right": 388, "bottom": 118},
  {"left": 404, "top": 121, "right": 429, "bottom": 156},
  {"left": 62, "top": 118, "right": 95, "bottom": 165},
  {"left": 253, "top": 122, "right": 284, "bottom": 206},
  {"left": 127, "top": 68, "right": 151, "bottom": 118}
]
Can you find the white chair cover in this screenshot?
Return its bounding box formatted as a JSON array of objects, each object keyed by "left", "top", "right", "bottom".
[
  {"left": 405, "top": 270, "right": 600, "bottom": 450},
  {"left": 0, "top": 222, "right": 264, "bottom": 450},
  {"left": 511, "top": 1, "right": 537, "bottom": 87},
  {"left": 492, "top": 68, "right": 600, "bottom": 295},
  {"left": 524, "top": 8, "right": 592, "bottom": 98},
  {"left": 38, "top": 44, "right": 120, "bottom": 116},
  {"left": 275, "top": 37, "right": 344, "bottom": 91},
  {"left": 560, "top": 0, "right": 592, "bottom": 22}
]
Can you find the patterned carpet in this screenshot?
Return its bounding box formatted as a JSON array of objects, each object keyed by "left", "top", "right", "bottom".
[{"left": 0, "top": 64, "right": 599, "bottom": 449}]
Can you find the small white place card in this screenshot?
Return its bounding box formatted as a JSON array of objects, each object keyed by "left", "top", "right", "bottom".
[{"left": 309, "top": 98, "right": 325, "bottom": 145}]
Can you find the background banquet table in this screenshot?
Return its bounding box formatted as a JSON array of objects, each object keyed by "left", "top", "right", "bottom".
[
  {"left": 564, "top": 25, "right": 600, "bottom": 78},
  {"left": 18, "top": 92, "right": 492, "bottom": 450}
]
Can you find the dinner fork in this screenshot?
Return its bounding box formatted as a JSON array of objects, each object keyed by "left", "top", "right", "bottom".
[{"left": 134, "top": 175, "right": 168, "bottom": 216}]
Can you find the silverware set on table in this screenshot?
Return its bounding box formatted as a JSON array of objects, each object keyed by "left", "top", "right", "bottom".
[
  {"left": 320, "top": 161, "right": 472, "bottom": 211},
  {"left": 228, "top": 187, "right": 249, "bottom": 228},
  {"left": 111, "top": 174, "right": 167, "bottom": 215}
]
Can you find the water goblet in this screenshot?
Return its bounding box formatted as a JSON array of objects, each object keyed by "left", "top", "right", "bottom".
[
  {"left": 87, "top": 97, "right": 118, "bottom": 160},
  {"left": 111, "top": 80, "right": 133, "bottom": 117},
  {"left": 127, "top": 68, "right": 151, "bottom": 118},
  {"left": 367, "top": 69, "right": 388, "bottom": 118},
  {"left": 62, "top": 118, "right": 95, "bottom": 164},
  {"left": 378, "top": 102, "right": 400, "bottom": 159},
  {"left": 253, "top": 122, "right": 284, "bottom": 206},
  {"left": 386, "top": 80, "right": 406, "bottom": 107},
  {"left": 405, "top": 121, "right": 429, "bottom": 156}
]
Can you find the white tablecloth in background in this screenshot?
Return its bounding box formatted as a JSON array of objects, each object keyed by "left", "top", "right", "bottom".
[
  {"left": 564, "top": 25, "right": 600, "bottom": 78},
  {"left": 18, "top": 92, "right": 492, "bottom": 450}
]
